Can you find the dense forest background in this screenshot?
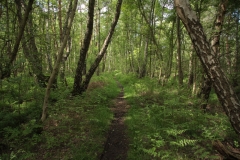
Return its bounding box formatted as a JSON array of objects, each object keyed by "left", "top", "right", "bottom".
[{"left": 1, "top": 0, "right": 240, "bottom": 159}]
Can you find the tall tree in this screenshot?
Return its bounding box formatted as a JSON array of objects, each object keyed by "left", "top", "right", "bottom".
[
  {"left": 41, "top": 0, "right": 78, "bottom": 122},
  {"left": 16, "top": 0, "right": 50, "bottom": 87},
  {"left": 176, "top": 15, "right": 183, "bottom": 86},
  {"left": 0, "top": 0, "right": 34, "bottom": 79},
  {"left": 174, "top": 0, "right": 240, "bottom": 136},
  {"left": 72, "top": 0, "right": 96, "bottom": 95},
  {"left": 72, "top": 0, "right": 123, "bottom": 95},
  {"left": 198, "top": 0, "right": 228, "bottom": 109}
]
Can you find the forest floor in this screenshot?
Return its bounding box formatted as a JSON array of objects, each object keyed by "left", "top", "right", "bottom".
[
  {"left": 99, "top": 81, "right": 130, "bottom": 160},
  {"left": 3, "top": 73, "right": 240, "bottom": 160}
]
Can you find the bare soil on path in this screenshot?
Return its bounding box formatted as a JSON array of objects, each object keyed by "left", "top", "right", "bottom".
[{"left": 99, "top": 82, "right": 130, "bottom": 160}]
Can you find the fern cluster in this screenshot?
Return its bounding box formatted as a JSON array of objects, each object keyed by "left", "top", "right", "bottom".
[{"left": 119, "top": 74, "right": 238, "bottom": 160}]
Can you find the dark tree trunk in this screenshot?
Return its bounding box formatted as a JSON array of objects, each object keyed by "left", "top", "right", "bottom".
[
  {"left": 60, "top": 37, "right": 71, "bottom": 85},
  {"left": 176, "top": 15, "right": 183, "bottom": 86},
  {"left": 102, "top": 53, "right": 107, "bottom": 73},
  {"left": 16, "top": 1, "right": 49, "bottom": 87},
  {"left": 198, "top": 75, "right": 212, "bottom": 110},
  {"left": 188, "top": 46, "right": 194, "bottom": 87},
  {"left": 174, "top": 0, "right": 240, "bottom": 135},
  {"left": 139, "top": 38, "right": 148, "bottom": 78},
  {"left": 77, "top": 0, "right": 123, "bottom": 93},
  {"left": 72, "top": 0, "right": 95, "bottom": 95},
  {"left": 0, "top": 0, "right": 34, "bottom": 79},
  {"left": 165, "top": 20, "right": 175, "bottom": 80}
]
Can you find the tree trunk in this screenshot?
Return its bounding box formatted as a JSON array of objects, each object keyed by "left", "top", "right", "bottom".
[
  {"left": 16, "top": 1, "right": 49, "bottom": 87},
  {"left": 188, "top": 46, "right": 194, "bottom": 87},
  {"left": 72, "top": 0, "right": 95, "bottom": 95},
  {"left": 58, "top": 0, "right": 63, "bottom": 43},
  {"left": 225, "top": 34, "right": 231, "bottom": 74},
  {"left": 211, "top": 0, "right": 228, "bottom": 56},
  {"left": 137, "top": 0, "right": 163, "bottom": 61},
  {"left": 139, "top": 38, "right": 148, "bottom": 78},
  {"left": 96, "top": 1, "right": 101, "bottom": 76},
  {"left": 60, "top": 36, "right": 71, "bottom": 85},
  {"left": 76, "top": 0, "right": 123, "bottom": 93},
  {"left": 176, "top": 15, "right": 183, "bottom": 86},
  {"left": 233, "top": 9, "right": 240, "bottom": 87},
  {"left": 198, "top": 0, "right": 228, "bottom": 109},
  {"left": 165, "top": 20, "right": 175, "bottom": 80},
  {"left": 213, "top": 140, "right": 240, "bottom": 159},
  {"left": 174, "top": 0, "right": 240, "bottom": 135},
  {"left": 102, "top": 53, "right": 107, "bottom": 73},
  {"left": 41, "top": 0, "right": 78, "bottom": 122},
  {"left": 46, "top": 0, "right": 53, "bottom": 73},
  {"left": 198, "top": 74, "right": 212, "bottom": 109},
  {"left": 0, "top": 0, "right": 34, "bottom": 79},
  {"left": 192, "top": 53, "right": 198, "bottom": 96}
]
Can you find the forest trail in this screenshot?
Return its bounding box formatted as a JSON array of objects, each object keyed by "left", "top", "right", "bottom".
[{"left": 99, "top": 81, "right": 130, "bottom": 160}]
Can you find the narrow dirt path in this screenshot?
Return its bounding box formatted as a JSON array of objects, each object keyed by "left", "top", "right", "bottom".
[{"left": 99, "top": 81, "right": 130, "bottom": 160}]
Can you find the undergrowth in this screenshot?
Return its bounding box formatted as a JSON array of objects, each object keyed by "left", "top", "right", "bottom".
[
  {"left": 0, "top": 73, "right": 119, "bottom": 159},
  {"left": 116, "top": 73, "right": 238, "bottom": 160},
  {"left": 1, "top": 72, "right": 239, "bottom": 159}
]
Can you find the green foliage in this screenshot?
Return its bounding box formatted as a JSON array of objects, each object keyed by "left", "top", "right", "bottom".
[
  {"left": 18, "top": 73, "right": 119, "bottom": 159},
  {"left": 0, "top": 72, "right": 120, "bottom": 159},
  {"left": 120, "top": 74, "right": 238, "bottom": 160},
  {"left": 0, "top": 73, "right": 75, "bottom": 159},
  {"left": 0, "top": 75, "right": 45, "bottom": 158}
]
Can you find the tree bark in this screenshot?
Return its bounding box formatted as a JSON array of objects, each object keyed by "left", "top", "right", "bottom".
[
  {"left": 72, "top": 0, "right": 95, "bottom": 95},
  {"left": 96, "top": 0, "right": 101, "bottom": 76},
  {"left": 76, "top": 0, "right": 123, "bottom": 94},
  {"left": 188, "top": 46, "right": 194, "bottom": 87},
  {"left": 176, "top": 15, "right": 183, "bottom": 86},
  {"left": 46, "top": 0, "right": 53, "bottom": 73},
  {"left": 211, "top": 0, "right": 228, "bottom": 56},
  {"left": 233, "top": 9, "right": 240, "bottom": 87},
  {"left": 174, "top": 0, "right": 240, "bottom": 135},
  {"left": 41, "top": 0, "right": 78, "bottom": 122},
  {"left": 60, "top": 37, "right": 71, "bottom": 85},
  {"left": 198, "top": 0, "right": 228, "bottom": 109},
  {"left": 165, "top": 20, "right": 175, "bottom": 80},
  {"left": 58, "top": 0, "right": 63, "bottom": 42}
]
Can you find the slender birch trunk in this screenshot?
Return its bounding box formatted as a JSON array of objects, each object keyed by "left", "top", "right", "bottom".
[
  {"left": 174, "top": 0, "right": 240, "bottom": 135},
  {"left": 41, "top": 0, "right": 78, "bottom": 122}
]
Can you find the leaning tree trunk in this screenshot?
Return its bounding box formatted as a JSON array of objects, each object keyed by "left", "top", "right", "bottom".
[
  {"left": 174, "top": 0, "right": 240, "bottom": 136},
  {"left": 0, "top": 0, "right": 34, "bottom": 79},
  {"left": 72, "top": 0, "right": 95, "bottom": 95},
  {"left": 198, "top": 0, "right": 228, "bottom": 109},
  {"left": 77, "top": 0, "right": 123, "bottom": 94},
  {"left": 16, "top": 2, "right": 49, "bottom": 87},
  {"left": 41, "top": 0, "right": 78, "bottom": 122}
]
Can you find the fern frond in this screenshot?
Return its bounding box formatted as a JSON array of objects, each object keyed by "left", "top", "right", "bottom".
[
  {"left": 165, "top": 129, "right": 187, "bottom": 136},
  {"left": 170, "top": 139, "right": 198, "bottom": 147}
]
